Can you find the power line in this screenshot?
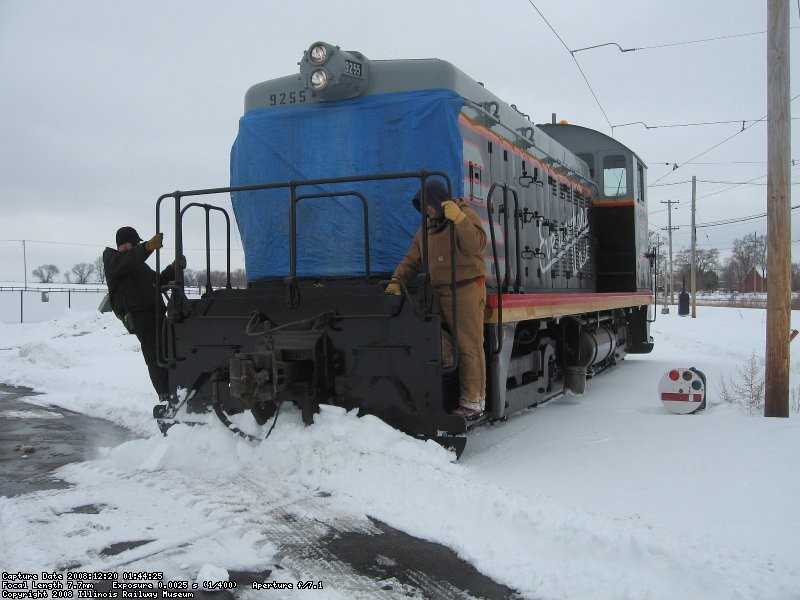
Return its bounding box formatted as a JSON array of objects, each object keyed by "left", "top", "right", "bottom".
[
  {"left": 702, "top": 180, "right": 800, "bottom": 186},
  {"left": 571, "top": 26, "right": 799, "bottom": 55},
  {"left": 614, "top": 117, "right": 800, "bottom": 131},
  {"left": 0, "top": 239, "right": 105, "bottom": 248},
  {"left": 523, "top": 0, "right": 613, "bottom": 130},
  {"left": 647, "top": 163, "right": 800, "bottom": 222},
  {"left": 649, "top": 161, "right": 776, "bottom": 166},
  {"left": 0, "top": 239, "right": 242, "bottom": 252},
  {"left": 697, "top": 213, "right": 774, "bottom": 228},
  {"left": 681, "top": 203, "right": 800, "bottom": 229},
  {"left": 648, "top": 164, "right": 800, "bottom": 207},
  {"left": 653, "top": 179, "right": 800, "bottom": 187},
  {"left": 650, "top": 119, "right": 765, "bottom": 184},
  {"left": 650, "top": 93, "right": 800, "bottom": 185}
]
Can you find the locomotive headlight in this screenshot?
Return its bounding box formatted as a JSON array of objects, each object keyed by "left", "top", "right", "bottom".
[
  {"left": 310, "top": 69, "right": 329, "bottom": 90},
  {"left": 309, "top": 43, "right": 328, "bottom": 64},
  {"left": 299, "top": 41, "right": 369, "bottom": 101}
]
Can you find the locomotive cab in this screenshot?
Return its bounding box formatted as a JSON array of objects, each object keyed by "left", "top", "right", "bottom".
[{"left": 539, "top": 123, "right": 651, "bottom": 295}]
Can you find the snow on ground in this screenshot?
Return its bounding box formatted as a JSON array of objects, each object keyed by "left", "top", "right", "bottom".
[{"left": 0, "top": 307, "right": 799, "bottom": 599}]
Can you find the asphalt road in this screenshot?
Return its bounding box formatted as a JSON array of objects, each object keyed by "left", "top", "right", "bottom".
[
  {"left": 1, "top": 384, "right": 523, "bottom": 599},
  {"left": 0, "top": 384, "right": 135, "bottom": 497}
]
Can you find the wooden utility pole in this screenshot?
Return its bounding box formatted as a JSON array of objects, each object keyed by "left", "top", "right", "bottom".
[
  {"left": 765, "top": 0, "right": 791, "bottom": 418},
  {"left": 690, "top": 176, "right": 697, "bottom": 318},
  {"left": 661, "top": 200, "right": 679, "bottom": 307}
]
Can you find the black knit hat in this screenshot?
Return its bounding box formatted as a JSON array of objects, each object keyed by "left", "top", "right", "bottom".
[
  {"left": 411, "top": 179, "right": 449, "bottom": 215},
  {"left": 116, "top": 226, "right": 142, "bottom": 246}
]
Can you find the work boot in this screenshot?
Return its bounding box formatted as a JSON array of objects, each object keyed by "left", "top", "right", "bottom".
[
  {"left": 451, "top": 405, "right": 482, "bottom": 419},
  {"left": 156, "top": 417, "right": 176, "bottom": 435},
  {"left": 152, "top": 393, "right": 179, "bottom": 435},
  {"left": 152, "top": 393, "right": 178, "bottom": 419}
]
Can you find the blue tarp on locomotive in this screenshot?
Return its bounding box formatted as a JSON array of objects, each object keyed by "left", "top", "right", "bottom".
[{"left": 230, "top": 89, "right": 465, "bottom": 282}]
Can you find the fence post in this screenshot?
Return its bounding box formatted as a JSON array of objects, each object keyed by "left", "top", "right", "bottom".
[{"left": 20, "top": 290, "right": 23, "bottom": 323}]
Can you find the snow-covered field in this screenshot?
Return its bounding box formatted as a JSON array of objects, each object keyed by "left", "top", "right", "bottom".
[{"left": 1, "top": 307, "right": 799, "bottom": 599}]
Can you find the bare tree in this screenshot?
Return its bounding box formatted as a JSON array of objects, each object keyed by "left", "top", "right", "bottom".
[
  {"left": 791, "top": 262, "right": 800, "bottom": 292},
  {"left": 752, "top": 234, "right": 768, "bottom": 279},
  {"left": 729, "top": 233, "right": 767, "bottom": 285},
  {"left": 94, "top": 256, "right": 106, "bottom": 284},
  {"left": 674, "top": 247, "right": 720, "bottom": 292},
  {"left": 32, "top": 264, "right": 59, "bottom": 283},
  {"left": 718, "top": 257, "right": 736, "bottom": 293},
  {"left": 180, "top": 268, "right": 246, "bottom": 292},
  {"left": 231, "top": 268, "right": 247, "bottom": 288},
  {"left": 648, "top": 230, "right": 667, "bottom": 293},
  {"left": 70, "top": 262, "right": 96, "bottom": 284},
  {"left": 183, "top": 269, "right": 200, "bottom": 290},
  {"left": 207, "top": 270, "right": 230, "bottom": 288}
]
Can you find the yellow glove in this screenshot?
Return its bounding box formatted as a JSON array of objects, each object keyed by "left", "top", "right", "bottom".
[
  {"left": 145, "top": 233, "right": 164, "bottom": 251},
  {"left": 385, "top": 283, "right": 401, "bottom": 295},
  {"left": 441, "top": 200, "right": 466, "bottom": 224}
]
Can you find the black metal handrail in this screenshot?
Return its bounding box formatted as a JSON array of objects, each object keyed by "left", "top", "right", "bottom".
[
  {"left": 153, "top": 170, "right": 461, "bottom": 372},
  {"left": 295, "top": 191, "right": 371, "bottom": 281}
]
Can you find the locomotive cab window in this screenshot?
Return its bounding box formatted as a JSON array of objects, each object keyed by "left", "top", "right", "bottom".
[
  {"left": 603, "top": 155, "right": 627, "bottom": 197},
  {"left": 578, "top": 153, "right": 595, "bottom": 180},
  {"left": 636, "top": 159, "right": 646, "bottom": 204}
]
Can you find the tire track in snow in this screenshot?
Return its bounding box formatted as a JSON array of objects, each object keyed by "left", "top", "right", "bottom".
[{"left": 5, "top": 454, "right": 517, "bottom": 599}]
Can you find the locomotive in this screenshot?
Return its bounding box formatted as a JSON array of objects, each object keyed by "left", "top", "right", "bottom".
[{"left": 154, "top": 42, "right": 655, "bottom": 456}]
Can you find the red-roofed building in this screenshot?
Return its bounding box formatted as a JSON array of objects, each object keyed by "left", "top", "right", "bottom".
[{"left": 741, "top": 267, "right": 766, "bottom": 293}]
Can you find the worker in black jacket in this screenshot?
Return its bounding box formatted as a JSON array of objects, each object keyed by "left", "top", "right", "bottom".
[{"left": 103, "top": 226, "right": 177, "bottom": 407}]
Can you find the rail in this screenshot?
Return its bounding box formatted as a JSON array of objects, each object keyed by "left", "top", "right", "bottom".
[
  {"left": 154, "top": 170, "right": 462, "bottom": 374},
  {"left": 0, "top": 286, "right": 107, "bottom": 324},
  {"left": 0, "top": 286, "right": 108, "bottom": 292},
  {"left": 485, "top": 182, "right": 522, "bottom": 357}
]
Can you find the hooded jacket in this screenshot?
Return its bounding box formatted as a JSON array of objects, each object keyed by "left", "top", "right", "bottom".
[
  {"left": 392, "top": 199, "right": 487, "bottom": 288},
  {"left": 103, "top": 243, "right": 175, "bottom": 317}
]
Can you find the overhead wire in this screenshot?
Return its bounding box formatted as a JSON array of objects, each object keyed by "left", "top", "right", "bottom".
[
  {"left": 561, "top": 12, "right": 800, "bottom": 185},
  {"left": 649, "top": 93, "right": 800, "bottom": 185},
  {"left": 650, "top": 120, "right": 765, "bottom": 185},
  {"left": 614, "top": 117, "right": 800, "bottom": 131},
  {"left": 652, "top": 163, "right": 800, "bottom": 206},
  {"left": 0, "top": 238, "right": 243, "bottom": 253},
  {"left": 696, "top": 204, "right": 800, "bottom": 228},
  {"left": 523, "top": 0, "right": 613, "bottom": 130},
  {"left": 524, "top": 1, "right": 797, "bottom": 152},
  {"left": 648, "top": 164, "right": 800, "bottom": 223},
  {"left": 652, "top": 179, "right": 800, "bottom": 187},
  {"left": 650, "top": 161, "right": 779, "bottom": 166},
  {"left": 572, "top": 26, "right": 798, "bottom": 54},
  {"left": 523, "top": 2, "right": 800, "bottom": 254}
]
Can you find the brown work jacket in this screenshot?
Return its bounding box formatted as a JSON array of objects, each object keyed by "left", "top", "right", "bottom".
[{"left": 392, "top": 200, "right": 487, "bottom": 288}]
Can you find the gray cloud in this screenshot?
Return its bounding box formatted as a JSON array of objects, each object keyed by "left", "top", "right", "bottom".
[{"left": 0, "top": 0, "right": 797, "bottom": 283}]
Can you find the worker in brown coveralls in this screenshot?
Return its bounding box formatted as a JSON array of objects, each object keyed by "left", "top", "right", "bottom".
[{"left": 386, "top": 179, "right": 488, "bottom": 418}]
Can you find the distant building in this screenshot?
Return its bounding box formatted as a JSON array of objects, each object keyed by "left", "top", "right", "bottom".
[{"left": 741, "top": 267, "right": 766, "bottom": 293}]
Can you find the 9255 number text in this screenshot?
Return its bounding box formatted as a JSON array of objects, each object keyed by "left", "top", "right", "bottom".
[{"left": 269, "top": 90, "right": 307, "bottom": 106}]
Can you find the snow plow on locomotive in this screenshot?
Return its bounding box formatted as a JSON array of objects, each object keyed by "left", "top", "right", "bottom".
[{"left": 154, "top": 42, "right": 654, "bottom": 456}]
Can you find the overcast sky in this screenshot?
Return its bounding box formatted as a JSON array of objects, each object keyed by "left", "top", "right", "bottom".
[{"left": 0, "top": 0, "right": 797, "bottom": 284}]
